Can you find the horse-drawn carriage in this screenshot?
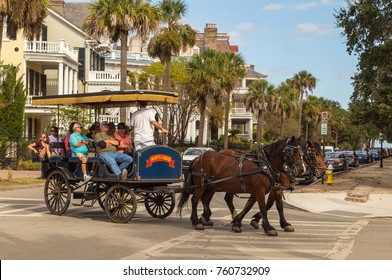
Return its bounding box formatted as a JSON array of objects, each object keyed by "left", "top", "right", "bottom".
[{"left": 32, "top": 90, "right": 182, "bottom": 223}]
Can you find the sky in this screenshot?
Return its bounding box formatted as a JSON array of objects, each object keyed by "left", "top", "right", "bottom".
[{"left": 67, "top": 0, "right": 358, "bottom": 109}]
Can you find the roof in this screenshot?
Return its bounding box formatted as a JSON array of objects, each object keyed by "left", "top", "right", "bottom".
[
  {"left": 64, "top": 3, "right": 90, "bottom": 30},
  {"left": 31, "top": 90, "right": 179, "bottom": 107},
  {"left": 247, "top": 68, "right": 268, "bottom": 79}
]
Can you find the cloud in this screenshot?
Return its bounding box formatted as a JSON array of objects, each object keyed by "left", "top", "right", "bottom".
[
  {"left": 263, "top": 3, "right": 286, "bottom": 11},
  {"left": 236, "top": 22, "right": 255, "bottom": 31},
  {"left": 296, "top": 22, "right": 334, "bottom": 35}
]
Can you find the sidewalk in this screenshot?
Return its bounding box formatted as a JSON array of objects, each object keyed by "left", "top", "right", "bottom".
[
  {"left": 0, "top": 170, "right": 41, "bottom": 180},
  {"left": 285, "top": 158, "right": 392, "bottom": 218}
]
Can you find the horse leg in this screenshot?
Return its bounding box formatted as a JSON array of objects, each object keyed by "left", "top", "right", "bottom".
[
  {"left": 275, "top": 190, "right": 294, "bottom": 232},
  {"left": 255, "top": 194, "right": 278, "bottom": 236},
  {"left": 190, "top": 188, "right": 205, "bottom": 230},
  {"left": 200, "top": 189, "right": 214, "bottom": 226},
  {"left": 231, "top": 196, "right": 257, "bottom": 233},
  {"left": 249, "top": 189, "right": 276, "bottom": 229},
  {"left": 224, "top": 193, "right": 238, "bottom": 219}
]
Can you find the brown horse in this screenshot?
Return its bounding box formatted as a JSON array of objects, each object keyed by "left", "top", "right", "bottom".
[
  {"left": 224, "top": 140, "right": 325, "bottom": 231},
  {"left": 177, "top": 136, "right": 306, "bottom": 236}
]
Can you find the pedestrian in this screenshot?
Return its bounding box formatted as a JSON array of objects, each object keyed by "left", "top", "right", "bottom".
[
  {"left": 130, "top": 101, "right": 168, "bottom": 151},
  {"left": 94, "top": 121, "right": 133, "bottom": 180}
]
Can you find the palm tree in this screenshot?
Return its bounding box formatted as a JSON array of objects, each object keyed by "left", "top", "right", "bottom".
[
  {"left": 302, "top": 96, "right": 320, "bottom": 141},
  {"left": 147, "top": 0, "right": 196, "bottom": 141},
  {"left": 187, "top": 49, "right": 221, "bottom": 147},
  {"left": 291, "top": 70, "right": 317, "bottom": 137},
  {"left": 0, "top": 0, "right": 50, "bottom": 58},
  {"left": 219, "top": 52, "right": 246, "bottom": 149},
  {"left": 274, "top": 79, "right": 297, "bottom": 138},
  {"left": 245, "top": 79, "right": 275, "bottom": 144},
  {"left": 83, "top": 0, "right": 161, "bottom": 122}
]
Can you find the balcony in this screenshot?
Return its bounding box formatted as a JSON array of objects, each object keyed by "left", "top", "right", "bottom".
[
  {"left": 25, "top": 40, "right": 79, "bottom": 64},
  {"left": 88, "top": 71, "right": 120, "bottom": 83},
  {"left": 231, "top": 107, "right": 253, "bottom": 119}
]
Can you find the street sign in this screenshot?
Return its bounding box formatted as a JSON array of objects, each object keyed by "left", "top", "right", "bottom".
[
  {"left": 321, "top": 111, "right": 328, "bottom": 122},
  {"left": 321, "top": 123, "right": 327, "bottom": 135}
]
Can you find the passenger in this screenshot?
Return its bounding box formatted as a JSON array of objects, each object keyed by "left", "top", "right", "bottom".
[
  {"left": 48, "top": 126, "right": 64, "bottom": 157},
  {"left": 94, "top": 121, "right": 133, "bottom": 180},
  {"left": 115, "top": 122, "right": 133, "bottom": 154},
  {"left": 86, "top": 121, "right": 100, "bottom": 140},
  {"left": 130, "top": 101, "right": 168, "bottom": 151},
  {"left": 107, "top": 122, "right": 116, "bottom": 137},
  {"left": 69, "top": 122, "right": 92, "bottom": 182},
  {"left": 64, "top": 122, "right": 76, "bottom": 157},
  {"left": 28, "top": 133, "right": 51, "bottom": 159}
]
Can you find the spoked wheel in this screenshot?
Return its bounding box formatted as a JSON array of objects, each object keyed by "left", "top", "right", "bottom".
[
  {"left": 44, "top": 170, "right": 71, "bottom": 215},
  {"left": 105, "top": 185, "right": 137, "bottom": 223},
  {"left": 144, "top": 192, "right": 175, "bottom": 219},
  {"left": 95, "top": 183, "right": 107, "bottom": 211}
]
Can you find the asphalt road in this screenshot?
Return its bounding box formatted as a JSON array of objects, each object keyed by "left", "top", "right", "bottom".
[{"left": 1, "top": 186, "right": 391, "bottom": 260}]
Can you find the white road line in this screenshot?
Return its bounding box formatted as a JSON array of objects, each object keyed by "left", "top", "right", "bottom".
[
  {"left": 0, "top": 197, "right": 42, "bottom": 201},
  {"left": 0, "top": 205, "right": 45, "bottom": 215}
]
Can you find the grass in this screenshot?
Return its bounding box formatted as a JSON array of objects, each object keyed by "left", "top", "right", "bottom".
[{"left": 0, "top": 178, "right": 44, "bottom": 191}]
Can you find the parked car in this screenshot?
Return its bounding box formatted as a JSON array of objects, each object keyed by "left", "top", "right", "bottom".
[
  {"left": 182, "top": 147, "right": 215, "bottom": 175},
  {"left": 356, "top": 150, "right": 373, "bottom": 164},
  {"left": 324, "top": 151, "right": 349, "bottom": 171},
  {"left": 342, "top": 151, "right": 359, "bottom": 167},
  {"left": 369, "top": 148, "right": 380, "bottom": 161}
]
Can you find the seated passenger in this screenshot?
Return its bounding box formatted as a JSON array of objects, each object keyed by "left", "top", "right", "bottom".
[
  {"left": 115, "top": 122, "right": 133, "bottom": 155},
  {"left": 69, "top": 122, "right": 92, "bottom": 182},
  {"left": 94, "top": 121, "right": 133, "bottom": 180},
  {"left": 48, "top": 126, "right": 64, "bottom": 157},
  {"left": 28, "top": 133, "right": 51, "bottom": 159},
  {"left": 64, "top": 122, "right": 76, "bottom": 158}
]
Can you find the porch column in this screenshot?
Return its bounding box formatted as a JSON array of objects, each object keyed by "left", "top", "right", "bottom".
[
  {"left": 73, "top": 70, "right": 78, "bottom": 94},
  {"left": 58, "top": 62, "right": 64, "bottom": 95},
  {"left": 69, "top": 69, "right": 74, "bottom": 94},
  {"left": 64, "top": 65, "right": 69, "bottom": 95}
]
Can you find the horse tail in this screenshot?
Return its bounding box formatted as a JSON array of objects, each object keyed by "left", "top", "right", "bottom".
[{"left": 177, "top": 166, "right": 194, "bottom": 217}]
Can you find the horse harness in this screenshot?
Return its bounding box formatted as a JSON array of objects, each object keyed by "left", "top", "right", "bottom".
[{"left": 186, "top": 144, "right": 303, "bottom": 192}]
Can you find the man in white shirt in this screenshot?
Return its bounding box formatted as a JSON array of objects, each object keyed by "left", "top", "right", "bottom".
[{"left": 130, "top": 101, "right": 168, "bottom": 150}]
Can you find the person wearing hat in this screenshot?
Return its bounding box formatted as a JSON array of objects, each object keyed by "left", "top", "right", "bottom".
[
  {"left": 94, "top": 121, "right": 132, "bottom": 180},
  {"left": 115, "top": 122, "right": 133, "bottom": 154},
  {"left": 130, "top": 101, "right": 168, "bottom": 150}
]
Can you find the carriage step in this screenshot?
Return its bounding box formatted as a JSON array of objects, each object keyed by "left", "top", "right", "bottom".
[{"left": 72, "top": 203, "right": 93, "bottom": 207}]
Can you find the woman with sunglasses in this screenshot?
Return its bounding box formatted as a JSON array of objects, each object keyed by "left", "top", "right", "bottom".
[{"left": 28, "top": 133, "right": 52, "bottom": 159}]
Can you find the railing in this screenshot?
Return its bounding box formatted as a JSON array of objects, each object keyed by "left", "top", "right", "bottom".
[
  {"left": 25, "top": 40, "right": 78, "bottom": 62},
  {"left": 88, "top": 71, "right": 120, "bottom": 82},
  {"left": 98, "top": 115, "right": 119, "bottom": 124},
  {"left": 105, "top": 50, "right": 158, "bottom": 62}
]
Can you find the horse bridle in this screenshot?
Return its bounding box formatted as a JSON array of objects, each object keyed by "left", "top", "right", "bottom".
[{"left": 283, "top": 144, "right": 305, "bottom": 181}]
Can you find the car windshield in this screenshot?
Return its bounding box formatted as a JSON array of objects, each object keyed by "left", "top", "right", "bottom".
[
  {"left": 326, "top": 152, "right": 342, "bottom": 158},
  {"left": 184, "top": 149, "right": 204, "bottom": 156}
]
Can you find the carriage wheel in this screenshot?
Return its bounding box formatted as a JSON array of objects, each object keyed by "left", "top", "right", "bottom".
[
  {"left": 44, "top": 170, "right": 71, "bottom": 215},
  {"left": 105, "top": 185, "right": 137, "bottom": 223},
  {"left": 144, "top": 192, "right": 175, "bottom": 219}
]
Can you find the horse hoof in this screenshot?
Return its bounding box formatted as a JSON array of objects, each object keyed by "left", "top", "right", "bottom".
[
  {"left": 231, "top": 226, "right": 242, "bottom": 233},
  {"left": 250, "top": 220, "right": 259, "bottom": 229},
  {"left": 194, "top": 223, "right": 205, "bottom": 230},
  {"left": 200, "top": 216, "right": 214, "bottom": 226},
  {"left": 284, "top": 225, "right": 294, "bottom": 232},
  {"left": 266, "top": 230, "right": 278, "bottom": 236}
]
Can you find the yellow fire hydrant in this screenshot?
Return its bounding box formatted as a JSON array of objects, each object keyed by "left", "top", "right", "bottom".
[{"left": 326, "top": 164, "right": 334, "bottom": 186}]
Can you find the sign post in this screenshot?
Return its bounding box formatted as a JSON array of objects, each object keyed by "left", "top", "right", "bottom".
[{"left": 321, "top": 111, "right": 329, "bottom": 155}]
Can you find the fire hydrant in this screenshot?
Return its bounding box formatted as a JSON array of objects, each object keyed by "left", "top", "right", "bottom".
[{"left": 326, "top": 164, "right": 334, "bottom": 186}]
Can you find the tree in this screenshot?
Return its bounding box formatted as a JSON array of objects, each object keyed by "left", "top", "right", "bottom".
[
  {"left": 187, "top": 49, "right": 221, "bottom": 146},
  {"left": 335, "top": 0, "right": 392, "bottom": 141},
  {"left": 147, "top": 0, "right": 196, "bottom": 142},
  {"left": 219, "top": 52, "right": 246, "bottom": 149},
  {"left": 83, "top": 0, "right": 161, "bottom": 122},
  {"left": 0, "top": 0, "right": 50, "bottom": 58},
  {"left": 245, "top": 79, "right": 275, "bottom": 144},
  {"left": 302, "top": 96, "right": 320, "bottom": 141},
  {"left": 274, "top": 79, "right": 297, "bottom": 138},
  {"left": 291, "top": 70, "right": 317, "bottom": 137}
]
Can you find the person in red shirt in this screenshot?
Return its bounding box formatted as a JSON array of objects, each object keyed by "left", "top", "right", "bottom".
[
  {"left": 28, "top": 133, "right": 51, "bottom": 159},
  {"left": 115, "top": 122, "right": 133, "bottom": 154}
]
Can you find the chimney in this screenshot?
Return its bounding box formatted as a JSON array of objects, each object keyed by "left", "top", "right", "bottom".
[
  {"left": 204, "top": 23, "right": 217, "bottom": 50},
  {"left": 51, "top": 0, "right": 65, "bottom": 16}
]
